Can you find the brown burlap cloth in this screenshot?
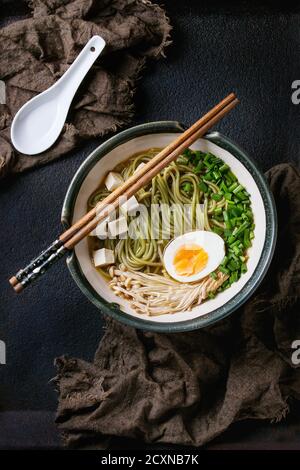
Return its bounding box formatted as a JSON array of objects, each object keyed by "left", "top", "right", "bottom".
[
  {"left": 54, "top": 163, "right": 300, "bottom": 448},
  {"left": 0, "top": 0, "right": 171, "bottom": 179}
]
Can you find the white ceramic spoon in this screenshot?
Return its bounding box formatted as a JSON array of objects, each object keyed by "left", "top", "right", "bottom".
[{"left": 11, "top": 35, "right": 106, "bottom": 155}]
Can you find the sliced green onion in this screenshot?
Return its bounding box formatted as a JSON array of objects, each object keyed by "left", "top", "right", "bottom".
[
  {"left": 182, "top": 148, "right": 192, "bottom": 158},
  {"left": 228, "top": 260, "right": 240, "bottom": 271},
  {"left": 241, "top": 263, "right": 248, "bottom": 273},
  {"left": 199, "top": 181, "right": 208, "bottom": 193},
  {"left": 232, "top": 246, "right": 241, "bottom": 256},
  {"left": 223, "top": 210, "right": 231, "bottom": 229},
  {"left": 211, "top": 156, "right": 222, "bottom": 164},
  {"left": 230, "top": 271, "right": 239, "bottom": 283},
  {"left": 243, "top": 229, "right": 251, "bottom": 248},
  {"left": 221, "top": 280, "right": 230, "bottom": 289},
  {"left": 211, "top": 193, "right": 223, "bottom": 202},
  {"left": 219, "top": 266, "right": 229, "bottom": 275},
  {"left": 232, "top": 221, "right": 249, "bottom": 237},
  {"left": 183, "top": 182, "right": 192, "bottom": 193},
  {"left": 194, "top": 162, "right": 205, "bottom": 174},
  {"left": 233, "top": 184, "right": 243, "bottom": 194},
  {"left": 230, "top": 239, "right": 241, "bottom": 248},
  {"left": 212, "top": 226, "right": 223, "bottom": 236},
  {"left": 234, "top": 191, "right": 244, "bottom": 201},
  {"left": 214, "top": 206, "right": 223, "bottom": 215},
  {"left": 213, "top": 170, "right": 221, "bottom": 180},
  {"left": 221, "top": 256, "right": 229, "bottom": 266},
  {"left": 227, "top": 171, "right": 237, "bottom": 181},
  {"left": 219, "top": 163, "right": 229, "bottom": 173},
  {"left": 177, "top": 156, "right": 189, "bottom": 165},
  {"left": 204, "top": 172, "right": 213, "bottom": 181},
  {"left": 228, "top": 182, "right": 238, "bottom": 192},
  {"left": 193, "top": 150, "right": 203, "bottom": 161},
  {"left": 220, "top": 181, "right": 228, "bottom": 193},
  {"left": 203, "top": 160, "right": 213, "bottom": 169}
]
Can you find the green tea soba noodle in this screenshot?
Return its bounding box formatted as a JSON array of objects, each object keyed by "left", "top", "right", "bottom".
[{"left": 87, "top": 148, "right": 254, "bottom": 315}]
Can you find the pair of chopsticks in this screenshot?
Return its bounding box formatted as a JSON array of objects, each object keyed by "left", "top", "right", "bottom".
[{"left": 9, "top": 93, "right": 238, "bottom": 293}]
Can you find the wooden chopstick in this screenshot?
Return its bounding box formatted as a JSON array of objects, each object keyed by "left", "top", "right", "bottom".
[
  {"left": 60, "top": 93, "right": 236, "bottom": 244},
  {"left": 65, "top": 97, "right": 239, "bottom": 248},
  {"left": 9, "top": 94, "right": 238, "bottom": 292}
]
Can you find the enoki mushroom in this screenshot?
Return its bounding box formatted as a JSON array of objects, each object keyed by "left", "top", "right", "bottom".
[{"left": 109, "top": 265, "right": 228, "bottom": 316}]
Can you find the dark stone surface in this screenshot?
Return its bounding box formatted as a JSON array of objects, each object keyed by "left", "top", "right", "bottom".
[{"left": 0, "top": 0, "right": 299, "bottom": 449}]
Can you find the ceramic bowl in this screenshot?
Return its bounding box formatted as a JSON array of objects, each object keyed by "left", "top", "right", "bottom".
[{"left": 61, "top": 121, "right": 277, "bottom": 332}]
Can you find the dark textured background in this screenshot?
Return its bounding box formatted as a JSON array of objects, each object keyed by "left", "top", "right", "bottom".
[{"left": 1, "top": 0, "right": 300, "bottom": 449}]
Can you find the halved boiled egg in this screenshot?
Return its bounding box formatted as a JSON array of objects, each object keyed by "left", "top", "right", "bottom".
[{"left": 163, "top": 231, "right": 225, "bottom": 283}]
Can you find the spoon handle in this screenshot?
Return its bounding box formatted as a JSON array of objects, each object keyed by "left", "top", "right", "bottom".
[{"left": 56, "top": 35, "right": 106, "bottom": 101}]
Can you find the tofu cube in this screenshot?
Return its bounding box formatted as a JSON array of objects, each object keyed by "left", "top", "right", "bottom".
[
  {"left": 134, "top": 162, "right": 146, "bottom": 174},
  {"left": 93, "top": 248, "right": 115, "bottom": 267},
  {"left": 120, "top": 196, "right": 140, "bottom": 216},
  {"left": 108, "top": 216, "right": 128, "bottom": 238},
  {"left": 104, "top": 172, "right": 124, "bottom": 191}
]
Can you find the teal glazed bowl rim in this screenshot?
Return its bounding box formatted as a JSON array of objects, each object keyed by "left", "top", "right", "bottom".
[{"left": 61, "top": 121, "right": 277, "bottom": 333}]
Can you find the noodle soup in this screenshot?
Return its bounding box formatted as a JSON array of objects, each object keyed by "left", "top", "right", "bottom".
[{"left": 87, "top": 148, "right": 254, "bottom": 316}]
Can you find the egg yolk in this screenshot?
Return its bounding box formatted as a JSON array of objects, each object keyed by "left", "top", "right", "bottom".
[{"left": 173, "top": 244, "right": 209, "bottom": 277}]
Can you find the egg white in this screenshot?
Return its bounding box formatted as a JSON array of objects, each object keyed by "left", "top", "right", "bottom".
[{"left": 163, "top": 230, "right": 225, "bottom": 283}]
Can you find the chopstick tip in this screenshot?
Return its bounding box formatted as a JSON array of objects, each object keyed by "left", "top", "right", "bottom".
[
  {"left": 9, "top": 276, "right": 18, "bottom": 287},
  {"left": 9, "top": 278, "right": 23, "bottom": 293},
  {"left": 13, "top": 283, "right": 24, "bottom": 294}
]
